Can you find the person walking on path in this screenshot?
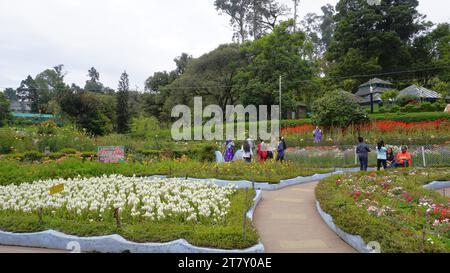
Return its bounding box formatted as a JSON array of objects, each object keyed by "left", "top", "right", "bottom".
[
  {"left": 313, "top": 126, "right": 323, "bottom": 143},
  {"left": 376, "top": 140, "right": 388, "bottom": 171},
  {"left": 276, "top": 137, "right": 287, "bottom": 162},
  {"left": 356, "top": 137, "right": 371, "bottom": 171}
]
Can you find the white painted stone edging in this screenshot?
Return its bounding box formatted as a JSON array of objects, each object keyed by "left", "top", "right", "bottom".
[
  {"left": 423, "top": 181, "right": 450, "bottom": 190},
  {"left": 146, "top": 167, "right": 371, "bottom": 191},
  {"left": 0, "top": 190, "right": 264, "bottom": 253},
  {"left": 316, "top": 201, "right": 371, "bottom": 253}
]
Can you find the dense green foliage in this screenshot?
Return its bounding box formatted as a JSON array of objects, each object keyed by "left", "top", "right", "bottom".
[
  {"left": 0, "top": 92, "right": 11, "bottom": 127},
  {"left": 311, "top": 90, "right": 369, "bottom": 128}
]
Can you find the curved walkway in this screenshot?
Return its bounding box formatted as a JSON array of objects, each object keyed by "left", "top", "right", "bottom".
[
  {"left": 0, "top": 245, "right": 66, "bottom": 253},
  {"left": 253, "top": 182, "right": 356, "bottom": 253}
]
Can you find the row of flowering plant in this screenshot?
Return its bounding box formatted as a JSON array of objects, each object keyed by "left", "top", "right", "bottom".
[
  {"left": 0, "top": 175, "right": 236, "bottom": 224},
  {"left": 316, "top": 168, "right": 450, "bottom": 253}
]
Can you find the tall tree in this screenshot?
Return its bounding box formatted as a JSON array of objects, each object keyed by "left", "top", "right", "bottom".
[
  {"left": 88, "top": 67, "right": 100, "bottom": 82},
  {"left": 116, "top": 71, "right": 130, "bottom": 133},
  {"left": 215, "top": 0, "right": 252, "bottom": 43},
  {"left": 327, "top": 0, "right": 428, "bottom": 83},
  {"left": 164, "top": 44, "right": 243, "bottom": 115},
  {"left": 85, "top": 67, "right": 104, "bottom": 93},
  {"left": 0, "top": 92, "right": 11, "bottom": 127},
  {"left": 214, "top": 0, "right": 289, "bottom": 42},
  {"left": 174, "top": 53, "right": 193, "bottom": 76},
  {"left": 17, "top": 75, "right": 39, "bottom": 113},
  {"left": 235, "top": 20, "right": 316, "bottom": 113},
  {"left": 3, "top": 88, "right": 16, "bottom": 101}
]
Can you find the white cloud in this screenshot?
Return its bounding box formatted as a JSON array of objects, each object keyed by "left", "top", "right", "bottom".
[{"left": 0, "top": 0, "right": 448, "bottom": 90}]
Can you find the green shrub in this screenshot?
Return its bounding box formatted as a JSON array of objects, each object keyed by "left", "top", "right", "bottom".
[
  {"left": 23, "top": 151, "right": 44, "bottom": 162},
  {"left": 59, "top": 148, "right": 78, "bottom": 155},
  {"left": 48, "top": 152, "right": 64, "bottom": 160},
  {"left": 403, "top": 104, "right": 421, "bottom": 113},
  {"left": 396, "top": 95, "right": 420, "bottom": 107},
  {"left": 420, "top": 102, "right": 434, "bottom": 112},
  {"left": 369, "top": 112, "right": 450, "bottom": 122},
  {"left": 0, "top": 129, "right": 14, "bottom": 154},
  {"left": 312, "top": 90, "right": 369, "bottom": 128},
  {"left": 390, "top": 105, "right": 401, "bottom": 113}
]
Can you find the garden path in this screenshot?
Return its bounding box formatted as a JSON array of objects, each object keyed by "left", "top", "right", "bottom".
[
  {"left": 0, "top": 245, "right": 67, "bottom": 253},
  {"left": 253, "top": 182, "right": 356, "bottom": 253}
]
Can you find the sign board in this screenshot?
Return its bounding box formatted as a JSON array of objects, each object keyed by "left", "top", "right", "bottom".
[
  {"left": 445, "top": 104, "right": 450, "bottom": 113},
  {"left": 98, "top": 146, "right": 125, "bottom": 163},
  {"left": 49, "top": 184, "right": 64, "bottom": 195}
]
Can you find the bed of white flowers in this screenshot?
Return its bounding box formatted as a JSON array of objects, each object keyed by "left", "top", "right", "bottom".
[{"left": 0, "top": 175, "right": 237, "bottom": 224}]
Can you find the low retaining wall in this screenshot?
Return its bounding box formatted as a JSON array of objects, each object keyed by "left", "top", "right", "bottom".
[{"left": 0, "top": 190, "right": 264, "bottom": 253}]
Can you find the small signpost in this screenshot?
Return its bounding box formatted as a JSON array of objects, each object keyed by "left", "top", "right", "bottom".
[
  {"left": 97, "top": 146, "right": 125, "bottom": 163},
  {"left": 49, "top": 184, "right": 64, "bottom": 195}
]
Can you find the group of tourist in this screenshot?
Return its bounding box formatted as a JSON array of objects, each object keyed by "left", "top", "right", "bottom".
[
  {"left": 222, "top": 137, "right": 287, "bottom": 163},
  {"left": 357, "top": 137, "right": 412, "bottom": 171}
]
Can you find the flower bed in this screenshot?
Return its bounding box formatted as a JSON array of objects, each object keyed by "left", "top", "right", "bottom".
[
  {"left": 0, "top": 158, "right": 331, "bottom": 186},
  {"left": 316, "top": 168, "right": 450, "bottom": 253},
  {"left": 282, "top": 119, "right": 450, "bottom": 147},
  {"left": 0, "top": 175, "right": 259, "bottom": 249}
]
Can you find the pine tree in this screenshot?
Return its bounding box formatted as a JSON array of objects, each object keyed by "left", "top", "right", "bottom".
[{"left": 116, "top": 71, "right": 130, "bottom": 133}]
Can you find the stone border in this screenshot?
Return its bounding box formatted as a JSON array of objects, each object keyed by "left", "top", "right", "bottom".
[
  {"left": 0, "top": 191, "right": 264, "bottom": 253},
  {"left": 146, "top": 167, "right": 374, "bottom": 191},
  {"left": 316, "top": 201, "right": 371, "bottom": 253},
  {"left": 316, "top": 180, "right": 450, "bottom": 253},
  {"left": 423, "top": 181, "right": 450, "bottom": 191}
]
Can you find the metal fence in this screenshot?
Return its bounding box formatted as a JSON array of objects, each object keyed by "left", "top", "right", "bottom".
[{"left": 286, "top": 145, "right": 450, "bottom": 168}]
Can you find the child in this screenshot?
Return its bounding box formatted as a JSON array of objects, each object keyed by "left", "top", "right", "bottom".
[
  {"left": 386, "top": 148, "right": 395, "bottom": 168},
  {"left": 356, "top": 137, "right": 371, "bottom": 171},
  {"left": 376, "top": 140, "right": 387, "bottom": 171}
]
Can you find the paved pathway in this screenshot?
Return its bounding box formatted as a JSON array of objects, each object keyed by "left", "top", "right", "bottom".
[
  {"left": 0, "top": 245, "right": 67, "bottom": 253},
  {"left": 253, "top": 182, "right": 356, "bottom": 253}
]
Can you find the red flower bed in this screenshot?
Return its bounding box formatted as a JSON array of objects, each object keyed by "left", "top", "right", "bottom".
[
  {"left": 280, "top": 124, "right": 314, "bottom": 135},
  {"left": 281, "top": 120, "right": 450, "bottom": 134},
  {"left": 367, "top": 120, "right": 448, "bottom": 132}
]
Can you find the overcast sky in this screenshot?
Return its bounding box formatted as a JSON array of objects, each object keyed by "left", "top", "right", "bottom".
[{"left": 0, "top": 0, "right": 449, "bottom": 90}]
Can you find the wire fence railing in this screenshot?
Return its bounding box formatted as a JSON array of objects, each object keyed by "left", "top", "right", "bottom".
[{"left": 286, "top": 144, "right": 450, "bottom": 168}]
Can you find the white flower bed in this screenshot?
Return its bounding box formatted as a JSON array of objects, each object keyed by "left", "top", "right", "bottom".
[{"left": 0, "top": 175, "right": 236, "bottom": 223}]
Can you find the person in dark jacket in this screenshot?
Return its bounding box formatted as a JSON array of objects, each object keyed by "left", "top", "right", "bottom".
[
  {"left": 356, "top": 137, "right": 371, "bottom": 171},
  {"left": 276, "top": 137, "right": 286, "bottom": 162}
]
